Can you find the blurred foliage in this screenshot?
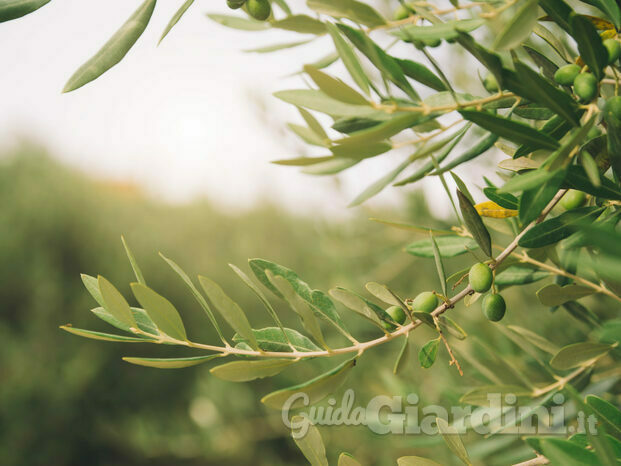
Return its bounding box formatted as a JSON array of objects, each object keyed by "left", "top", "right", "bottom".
[{"left": 1, "top": 145, "right": 618, "bottom": 466}]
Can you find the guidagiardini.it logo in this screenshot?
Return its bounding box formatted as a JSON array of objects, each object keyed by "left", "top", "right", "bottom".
[{"left": 283, "top": 389, "right": 599, "bottom": 439}]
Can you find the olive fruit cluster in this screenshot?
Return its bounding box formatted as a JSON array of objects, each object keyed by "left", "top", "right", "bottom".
[
  {"left": 227, "top": 0, "right": 271, "bottom": 21},
  {"left": 468, "top": 263, "right": 507, "bottom": 322},
  {"left": 553, "top": 39, "right": 620, "bottom": 102},
  {"left": 381, "top": 291, "right": 438, "bottom": 331}
]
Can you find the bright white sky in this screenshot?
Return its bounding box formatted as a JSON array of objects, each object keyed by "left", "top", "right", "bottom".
[{"left": 0, "top": 0, "right": 477, "bottom": 217}]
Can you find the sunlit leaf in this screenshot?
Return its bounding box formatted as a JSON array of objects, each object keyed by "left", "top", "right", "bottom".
[
  {"left": 123, "top": 354, "right": 221, "bottom": 369},
  {"left": 549, "top": 342, "right": 612, "bottom": 370},
  {"left": 131, "top": 283, "right": 187, "bottom": 341},
  {"left": 211, "top": 359, "right": 297, "bottom": 381},
  {"left": 291, "top": 415, "right": 329, "bottom": 466}
]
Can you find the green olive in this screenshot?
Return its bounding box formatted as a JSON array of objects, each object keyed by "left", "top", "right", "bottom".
[
  {"left": 386, "top": 305, "right": 406, "bottom": 325},
  {"left": 246, "top": 0, "right": 270, "bottom": 20},
  {"left": 603, "top": 39, "right": 621, "bottom": 64},
  {"left": 560, "top": 190, "right": 587, "bottom": 210},
  {"left": 393, "top": 4, "right": 410, "bottom": 20},
  {"left": 411, "top": 291, "right": 438, "bottom": 313},
  {"left": 482, "top": 294, "right": 506, "bottom": 322},
  {"left": 573, "top": 73, "right": 598, "bottom": 102},
  {"left": 469, "top": 263, "right": 493, "bottom": 293},
  {"left": 483, "top": 73, "right": 499, "bottom": 93},
  {"left": 553, "top": 64, "right": 580, "bottom": 86},
  {"left": 604, "top": 96, "right": 621, "bottom": 121},
  {"left": 227, "top": 0, "right": 246, "bottom": 9}
]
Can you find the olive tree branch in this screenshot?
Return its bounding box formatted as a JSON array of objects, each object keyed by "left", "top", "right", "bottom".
[{"left": 130, "top": 190, "right": 569, "bottom": 360}]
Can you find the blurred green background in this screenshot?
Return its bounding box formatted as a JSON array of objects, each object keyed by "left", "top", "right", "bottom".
[{"left": 0, "top": 145, "right": 616, "bottom": 466}]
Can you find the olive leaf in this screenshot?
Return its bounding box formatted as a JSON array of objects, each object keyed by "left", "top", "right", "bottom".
[
  {"left": 398, "top": 457, "right": 442, "bottom": 466},
  {"left": 493, "top": 0, "right": 538, "bottom": 51},
  {"left": 338, "top": 453, "right": 362, "bottom": 466},
  {"left": 435, "top": 417, "right": 471, "bottom": 465},
  {"left": 198, "top": 276, "right": 257, "bottom": 349},
  {"left": 131, "top": 283, "right": 187, "bottom": 341},
  {"left": 210, "top": 359, "right": 297, "bottom": 382},
  {"left": 91, "top": 306, "right": 159, "bottom": 336},
  {"left": 232, "top": 327, "right": 321, "bottom": 353},
  {"left": 325, "top": 22, "right": 369, "bottom": 95},
  {"left": 406, "top": 235, "right": 478, "bottom": 258},
  {"left": 329, "top": 287, "right": 393, "bottom": 329},
  {"left": 456, "top": 189, "right": 492, "bottom": 258},
  {"left": 261, "top": 358, "right": 356, "bottom": 409},
  {"left": 307, "top": 0, "right": 385, "bottom": 28},
  {"left": 290, "top": 415, "right": 329, "bottom": 466},
  {"left": 394, "top": 335, "right": 410, "bottom": 374},
  {"left": 419, "top": 338, "right": 440, "bottom": 369},
  {"left": 536, "top": 283, "right": 594, "bottom": 306},
  {"left": 121, "top": 235, "right": 146, "bottom": 285},
  {"left": 123, "top": 354, "right": 221, "bottom": 369},
  {"left": 207, "top": 13, "right": 271, "bottom": 31},
  {"left": 98, "top": 276, "right": 136, "bottom": 329},
  {"left": 549, "top": 342, "right": 612, "bottom": 370},
  {"left": 60, "top": 326, "right": 155, "bottom": 343},
  {"left": 0, "top": 0, "right": 50, "bottom": 23},
  {"left": 63, "top": 0, "right": 157, "bottom": 92},
  {"left": 159, "top": 0, "right": 194, "bottom": 44}
]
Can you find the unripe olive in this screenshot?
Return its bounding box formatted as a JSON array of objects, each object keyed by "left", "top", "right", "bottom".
[
  {"left": 227, "top": 0, "right": 246, "bottom": 9},
  {"left": 246, "top": 0, "right": 270, "bottom": 20},
  {"left": 411, "top": 291, "right": 438, "bottom": 313},
  {"left": 560, "top": 189, "right": 586, "bottom": 210},
  {"left": 573, "top": 73, "right": 598, "bottom": 102},
  {"left": 393, "top": 4, "right": 410, "bottom": 20},
  {"left": 604, "top": 96, "right": 621, "bottom": 120},
  {"left": 482, "top": 294, "right": 506, "bottom": 322},
  {"left": 469, "top": 263, "right": 493, "bottom": 293},
  {"left": 483, "top": 73, "right": 499, "bottom": 93},
  {"left": 386, "top": 305, "right": 406, "bottom": 325},
  {"left": 603, "top": 39, "right": 621, "bottom": 64},
  {"left": 553, "top": 64, "right": 580, "bottom": 86}
]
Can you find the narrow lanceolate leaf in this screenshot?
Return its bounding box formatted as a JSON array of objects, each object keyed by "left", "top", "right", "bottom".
[
  {"left": 121, "top": 235, "right": 146, "bottom": 285},
  {"left": 499, "top": 168, "right": 561, "bottom": 194},
  {"left": 395, "top": 58, "right": 446, "bottom": 92},
  {"left": 63, "top": 0, "right": 156, "bottom": 92},
  {"left": 207, "top": 13, "right": 271, "bottom": 31},
  {"left": 199, "top": 276, "right": 257, "bottom": 349},
  {"left": 475, "top": 201, "right": 517, "bottom": 219},
  {"left": 269, "top": 273, "right": 328, "bottom": 349},
  {"left": 92, "top": 306, "right": 159, "bottom": 336},
  {"left": 519, "top": 206, "right": 604, "bottom": 248},
  {"left": 429, "top": 232, "right": 447, "bottom": 296},
  {"left": 550, "top": 342, "right": 612, "bottom": 370},
  {"left": 457, "top": 190, "right": 492, "bottom": 258},
  {"left": 585, "top": 1, "right": 621, "bottom": 30},
  {"left": 0, "top": 0, "right": 50, "bottom": 22},
  {"left": 325, "top": 23, "right": 368, "bottom": 95},
  {"left": 81, "top": 273, "right": 105, "bottom": 307},
  {"left": 298, "top": 106, "right": 328, "bottom": 141},
  {"left": 365, "top": 282, "right": 402, "bottom": 307},
  {"left": 261, "top": 358, "right": 356, "bottom": 409},
  {"left": 307, "top": 0, "right": 385, "bottom": 28},
  {"left": 541, "top": 438, "right": 599, "bottom": 466},
  {"left": 536, "top": 284, "right": 594, "bottom": 306},
  {"left": 460, "top": 385, "right": 532, "bottom": 407},
  {"left": 244, "top": 39, "right": 314, "bottom": 54},
  {"left": 348, "top": 156, "right": 412, "bottom": 206},
  {"left": 339, "top": 453, "right": 362, "bottom": 466},
  {"left": 493, "top": 0, "right": 538, "bottom": 50},
  {"left": 394, "top": 335, "right": 410, "bottom": 374},
  {"left": 570, "top": 13, "right": 608, "bottom": 80},
  {"left": 60, "top": 326, "right": 154, "bottom": 343},
  {"left": 337, "top": 24, "right": 418, "bottom": 100},
  {"left": 271, "top": 15, "right": 326, "bottom": 34},
  {"left": 229, "top": 264, "right": 290, "bottom": 341},
  {"left": 232, "top": 327, "right": 321, "bottom": 352},
  {"left": 274, "top": 90, "right": 380, "bottom": 118},
  {"left": 432, "top": 132, "right": 497, "bottom": 176},
  {"left": 586, "top": 395, "right": 621, "bottom": 438},
  {"left": 564, "top": 165, "right": 621, "bottom": 201},
  {"left": 210, "top": 359, "right": 297, "bottom": 382},
  {"left": 495, "top": 266, "right": 549, "bottom": 286},
  {"left": 159, "top": 0, "right": 194, "bottom": 44},
  {"left": 335, "top": 113, "right": 424, "bottom": 146},
  {"left": 123, "top": 354, "right": 221, "bottom": 369},
  {"left": 419, "top": 338, "right": 440, "bottom": 368},
  {"left": 507, "top": 325, "right": 559, "bottom": 354},
  {"left": 131, "top": 283, "right": 187, "bottom": 341},
  {"left": 160, "top": 253, "right": 226, "bottom": 343},
  {"left": 329, "top": 287, "right": 394, "bottom": 327},
  {"left": 250, "top": 259, "right": 350, "bottom": 337},
  {"left": 98, "top": 276, "right": 136, "bottom": 328},
  {"left": 406, "top": 235, "right": 478, "bottom": 258},
  {"left": 460, "top": 110, "right": 559, "bottom": 151},
  {"left": 436, "top": 417, "right": 471, "bottom": 465},
  {"left": 398, "top": 457, "right": 442, "bottom": 466},
  {"left": 394, "top": 19, "right": 485, "bottom": 41},
  {"left": 291, "top": 416, "right": 329, "bottom": 466}
]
